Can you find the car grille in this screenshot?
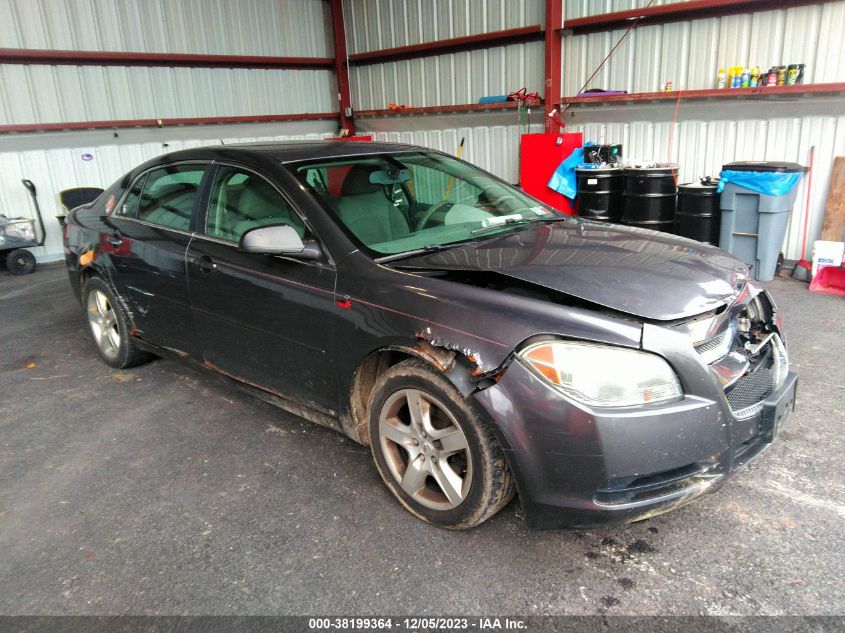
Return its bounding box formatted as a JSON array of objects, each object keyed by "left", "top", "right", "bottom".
[
  {"left": 695, "top": 333, "right": 726, "bottom": 355},
  {"left": 594, "top": 462, "right": 721, "bottom": 506},
  {"left": 725, "top": 355, "right": 775, "bottom": 417},
  {"left": 694, "top": 291, "right": 786, "bottom": 420}
]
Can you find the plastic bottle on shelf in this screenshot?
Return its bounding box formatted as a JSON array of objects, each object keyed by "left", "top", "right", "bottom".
[
  {"left": 717, "top": 68, "right": 727, "bottom": 88},
  {"left": 767, "top": 67, "right": 778, "bottom": 86},
  {"left": 740, "top": 68, "right": 751, "bottom": 88},
  {"left": 750, "top": 66, "right": 761, "bottom": 87}
]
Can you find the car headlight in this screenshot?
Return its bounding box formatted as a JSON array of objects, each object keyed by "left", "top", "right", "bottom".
[{"left": 519, "top": 341, "right": 683, "bottom": 407}]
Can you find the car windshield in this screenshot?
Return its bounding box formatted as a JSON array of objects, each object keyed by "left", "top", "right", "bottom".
[{"left": 291, "top": 151, "right": 559, "bottom": 258}]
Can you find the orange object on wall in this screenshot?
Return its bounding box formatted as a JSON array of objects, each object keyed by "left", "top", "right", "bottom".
[{"left": 519, "top": 132, "right": 583, "bottom": 215}]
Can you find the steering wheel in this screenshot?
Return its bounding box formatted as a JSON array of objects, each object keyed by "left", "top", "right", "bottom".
[{"left": 415, "top": 200, "right": 454, "bottom": 231}]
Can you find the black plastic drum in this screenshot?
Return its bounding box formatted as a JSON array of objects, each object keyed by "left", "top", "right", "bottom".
[
  {"left": 675, "top": 180, "right": 721, "bottom": 245},
  {"left": 576, "top": 167, "right": 623, "bottom": 222},
  {"left": 622, "top": 165, "right": 678, "bottom": 231}
]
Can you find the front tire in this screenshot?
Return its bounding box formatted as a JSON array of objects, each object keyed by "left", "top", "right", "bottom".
[
  {"left": 6, "top": 249, "right": 36, "bottom": 275},
  {"left": 368, "top": 359, "right": 514, "bottom": 529},
  {"left": 83, "top": 276, "right": 153, "bottom": 369}
]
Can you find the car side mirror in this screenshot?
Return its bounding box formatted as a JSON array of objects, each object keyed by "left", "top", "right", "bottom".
[{"left": 239, "top": 224, "right": 322, "bottom": 260}]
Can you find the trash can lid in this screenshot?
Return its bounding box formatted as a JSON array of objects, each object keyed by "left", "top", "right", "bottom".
[{"left": 722, "top": 161, "right": 807, "bottom": 173}]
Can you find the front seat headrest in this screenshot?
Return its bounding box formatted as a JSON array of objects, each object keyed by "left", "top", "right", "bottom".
[{"left": 341, "top": 166, "right": 382, "bottom": 195}]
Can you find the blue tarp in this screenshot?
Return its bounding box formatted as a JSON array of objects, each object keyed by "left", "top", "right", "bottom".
[
  {"left": 717, "top": 169, "right": 803, "bottom": 197},
  {"left": 547, "top": 142, "right": 593, "bottom": 199}
]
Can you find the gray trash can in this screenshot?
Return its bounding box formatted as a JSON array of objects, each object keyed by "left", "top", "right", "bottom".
[{"left": 719, "top": 161, "right": 806, "bottom": 282}]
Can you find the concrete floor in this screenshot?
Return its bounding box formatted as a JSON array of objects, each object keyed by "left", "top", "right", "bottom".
[{"left": 1, "top": 263, "right": 843, "bottom": 616}]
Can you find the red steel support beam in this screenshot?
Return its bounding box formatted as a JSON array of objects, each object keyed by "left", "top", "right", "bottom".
[
  {"left": 0, "top": 112, "right": 338, "bottom": 135},
  {"left": 562, "top": 0, "right": 833, "bottom": 34},
  {"left": 0, "top": 48, "right": 334, "bottom": 70},
  {"left": 330, "top": 0, "right": 354, "bottom": 135},
  {"left": 544, "top": 0, "right": 563, "bottom": 132},
  {"left": 348, "top": 25, "right": 544, "bottom": 66}
]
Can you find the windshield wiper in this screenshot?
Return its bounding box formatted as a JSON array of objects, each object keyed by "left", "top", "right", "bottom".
[
  {"left": 528, "top": 215, "right": 571, "bottom": 223},
  {"left": 375, "top": 242, "right": 465, "bottom": 264}
]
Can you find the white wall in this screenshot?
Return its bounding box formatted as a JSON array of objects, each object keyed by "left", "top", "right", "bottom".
[
  {"left": 0, "top": 0, "right": 336, "bottom": 125},
  {"left": 562, "top": 1, "right": 845, "bottom": 95},
  {"left": 0, "top": 0, "right": 341, "bottom": 261},
  {"left": 343, "top": 0, "right": 545, "bottom": 109}
]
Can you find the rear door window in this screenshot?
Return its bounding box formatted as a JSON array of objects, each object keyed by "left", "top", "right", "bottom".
[{"left": 133, "top": 166, "right": 206, "bottom": 231}]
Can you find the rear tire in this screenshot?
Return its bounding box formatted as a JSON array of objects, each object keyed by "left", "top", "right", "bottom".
[
  {"left": 83, "top": 276, "right": 153, "bottom": 369},
  {"left": 6, "top": 249, "right": 36, "bottom": 275},
  {"left": 368, "top": 359, "right": 514, "bottom": 529}
]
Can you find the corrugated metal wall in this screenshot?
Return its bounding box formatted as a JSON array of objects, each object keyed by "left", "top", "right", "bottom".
[
  {"left": 0, "top": 66, "right": 336, "bottom": 124},
  {"left": 361, "top": 117, "right": 527, "bottom": 183},
  {"left": 0, "top": 0, "right": 336, "bottom": 125},
  {"left": 563, "top": 1, "right": 845, "bottom": 95},
  {"left": 0, "top": 0, "right": 331, "bottom": 55},
  {"left": 354, "top": 1, "right": 845, "bottom": 261},
  {"left": 343, "top": 0, "right": 545, "bottom": 109},
  {"left": 0, "top": 0, "right": 340, "bottom": 260},
  {"left": 0, "top": 122, "right": 337, "bottom": 261},
  {"left": 5, "top": 0, "right": 845, "bottom": 263}
]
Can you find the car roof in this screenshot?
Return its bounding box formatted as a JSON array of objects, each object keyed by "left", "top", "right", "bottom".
[{"left": 156, "top": 141, "right": 427, "bottom": 165}]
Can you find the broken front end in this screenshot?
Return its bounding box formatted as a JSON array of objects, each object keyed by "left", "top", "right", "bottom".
[{"left": 470, "top": 283, "right": 797, "bottom": 529}]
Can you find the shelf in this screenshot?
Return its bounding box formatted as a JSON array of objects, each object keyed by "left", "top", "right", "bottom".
[
  {"left": 348, "top": 26, "right": 544, "bottom": 66},
  {"left": 558, "top": 83, "right": 845, "bottom": 107},
  {"left": 562, "top": 0, "right": 832, "bottom": 35},
  {"left": 0, "top": 48, "right": 334, "bottom": 70},
  {"left": 0, "top": 112, "right": 339, "bottom": 135},
  {"left": 354, "top": 101, "right": 542, "bottom": 119}
]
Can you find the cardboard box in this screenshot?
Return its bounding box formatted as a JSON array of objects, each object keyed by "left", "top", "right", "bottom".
[{"left": 811, "top": 240, "right": 845, "bottom": 276}]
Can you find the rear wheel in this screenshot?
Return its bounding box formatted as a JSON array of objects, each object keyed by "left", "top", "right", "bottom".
[
  {"left": 368, "top": 359, "right": 514, "bottom": 529},
  {"left": 83, "top": 276, "right": 153, "bottom": 369},
  {"left": 6, "top": 249, "right": 36, "bottom": 275}
]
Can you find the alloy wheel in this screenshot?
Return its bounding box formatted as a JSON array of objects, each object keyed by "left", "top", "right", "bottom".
[
  {"left": 87, "top": 289, "right": 121, "bottom": 360},
  {"left": 378, "top": 388, "right": 473, "bottom": 510}
]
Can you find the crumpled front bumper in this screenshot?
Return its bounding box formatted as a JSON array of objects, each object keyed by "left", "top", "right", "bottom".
[{"left": 471, "top": 354, "right": 798, "bottom": 530}]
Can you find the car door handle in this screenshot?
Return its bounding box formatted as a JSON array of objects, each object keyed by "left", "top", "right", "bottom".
[
  {"left": 107, "top": 236, "right": 123, "bottom": 247},
  {"left": 192, "top": 255, "right": 217, "bottom": 273}
]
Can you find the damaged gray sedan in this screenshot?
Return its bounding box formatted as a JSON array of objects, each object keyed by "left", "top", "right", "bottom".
[{"left": 63, "top": 141, "right": 797, "bottom": 529}]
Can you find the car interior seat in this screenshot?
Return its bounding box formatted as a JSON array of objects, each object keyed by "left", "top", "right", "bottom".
[
  {"left": 333, "top": 166, "right": 410, "bottom": 245},
  {"left": 231, "top": 178, "right": 304, "bottom": 240}
]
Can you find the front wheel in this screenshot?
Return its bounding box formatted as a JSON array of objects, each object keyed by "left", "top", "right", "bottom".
[
  {"left": 368, "top": 359, "right": 514, "bottom": 529},
  {"left": 83, "top": 276, "right": 153, "bottom": 369}
]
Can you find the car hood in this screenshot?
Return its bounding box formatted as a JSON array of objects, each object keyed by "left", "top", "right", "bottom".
[{"left": 392, "top": 221, "right": 749, "bottom": 321}]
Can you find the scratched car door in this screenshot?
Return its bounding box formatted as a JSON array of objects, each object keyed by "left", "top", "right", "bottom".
[
  {"left": 105, "top": 163, "right": 208, "bottom": 355},
  {"left": 186, "top": 165, "right": 340, "bottom": 415}
]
